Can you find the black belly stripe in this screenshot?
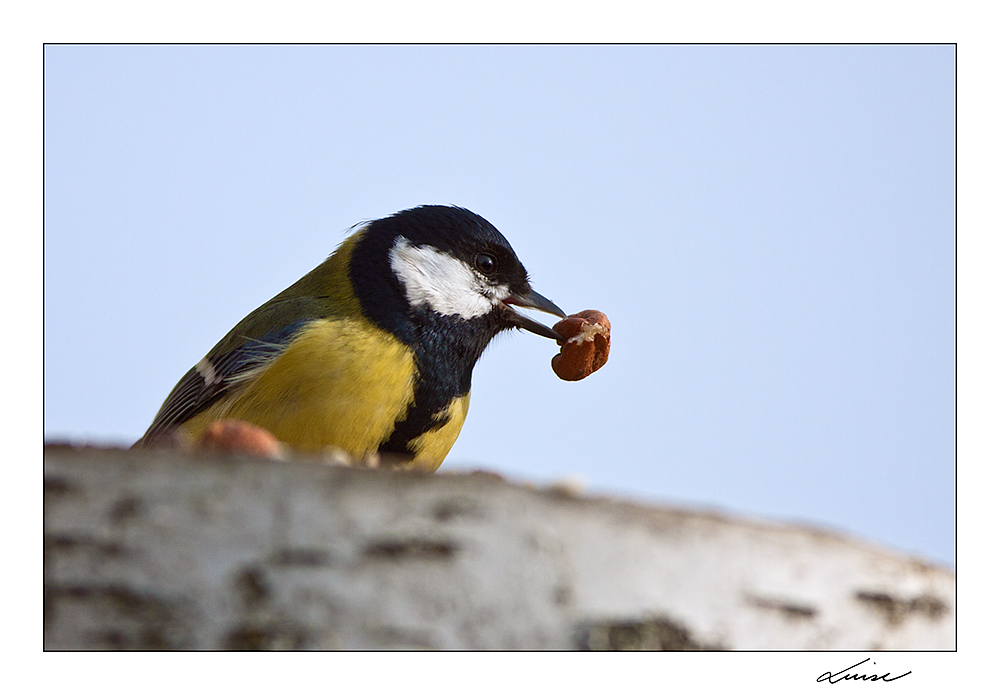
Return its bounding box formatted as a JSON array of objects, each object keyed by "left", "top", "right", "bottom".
[
  {"left": 378, "top": 389, "right": 455, "bottom": 458},
  {"left": 377, "top": 310, "right": 499, "bottom": 458}
]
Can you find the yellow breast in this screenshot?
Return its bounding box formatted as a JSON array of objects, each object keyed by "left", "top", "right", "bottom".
[{"left": 183, "top": 318, "right": 432, "bottom": 461}]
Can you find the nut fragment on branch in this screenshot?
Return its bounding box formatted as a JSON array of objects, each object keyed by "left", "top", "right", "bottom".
[{"left": 198, "top": 419, "right": 285, "bottom": 459}]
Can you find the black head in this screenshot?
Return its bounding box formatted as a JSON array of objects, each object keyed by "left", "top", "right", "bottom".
[{"left": 348, "top": 205, "right": 564, "bottom": 348}]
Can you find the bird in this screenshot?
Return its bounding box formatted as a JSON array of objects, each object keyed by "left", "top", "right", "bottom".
[{"left": 133, "top": 205, "right": 566, "bottom": 471}]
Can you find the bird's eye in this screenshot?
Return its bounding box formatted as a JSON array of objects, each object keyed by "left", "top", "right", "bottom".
[{"left": 475, "top": 253, "right": 497, "bottom": 275}]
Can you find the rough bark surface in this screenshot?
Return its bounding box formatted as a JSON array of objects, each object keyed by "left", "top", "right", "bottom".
[{"left": 44, "top": 445, "right": 955, "bottom": 650}]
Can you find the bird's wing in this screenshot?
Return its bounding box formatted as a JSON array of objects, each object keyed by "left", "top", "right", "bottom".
[{"left": 134, "top": 296, "right": 330, "bottom": 447}]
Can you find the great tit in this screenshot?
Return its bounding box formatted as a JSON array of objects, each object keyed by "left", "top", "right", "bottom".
[{"left": 134, "top": 205, "right": 566, "bottom": 471}]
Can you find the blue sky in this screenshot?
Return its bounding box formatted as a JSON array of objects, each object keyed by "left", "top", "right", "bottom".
[{"left": 44, "top": 44, "right": 955, "bottom": 566}]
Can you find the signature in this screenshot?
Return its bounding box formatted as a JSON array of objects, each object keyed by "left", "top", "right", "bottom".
[{"left": 817, "top": 658, "right": 912, "bottom": 684}]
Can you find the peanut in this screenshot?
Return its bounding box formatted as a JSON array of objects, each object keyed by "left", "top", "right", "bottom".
[{"left": 551, "top": 310, "right": 611, "bottom": 381}]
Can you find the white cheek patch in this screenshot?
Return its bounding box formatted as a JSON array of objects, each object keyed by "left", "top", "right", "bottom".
[{"left": 389, "top": 237, "right": 508, "bottom": 319}]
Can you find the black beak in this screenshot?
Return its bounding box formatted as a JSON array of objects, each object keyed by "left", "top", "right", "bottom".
[{"left": 504, "top": 288, "right": 567, "bottom": 341}]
